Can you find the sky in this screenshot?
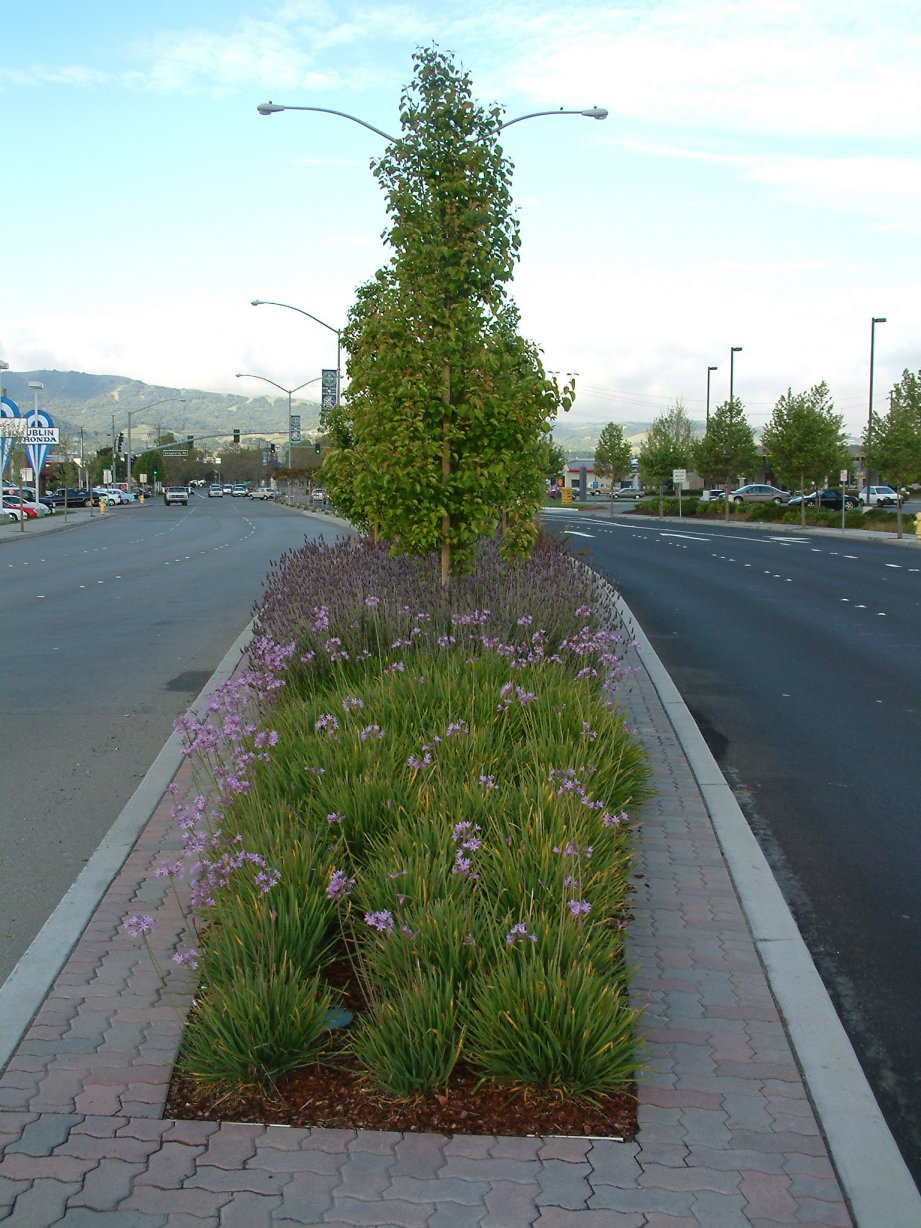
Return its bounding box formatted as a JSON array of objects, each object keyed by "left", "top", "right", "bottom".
[{"left": 2, "top": 0, "right": 919, "bottom": 439}]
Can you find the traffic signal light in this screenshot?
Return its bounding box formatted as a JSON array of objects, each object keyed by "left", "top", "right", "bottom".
[
  {"left": 116, "top": 433, "right": 125, "bottom": 453},
  {"left": 187, "top": 435, "right": 194, "bottom": 449},
  {"left": 314, "top": 441, "right": 321, "bottom": 455},
  {"left": 233, "top": 429, "right": 240, "bottom": 444},
  {"left": 269, "top": 443, "right": 276, "bottom": 455}
]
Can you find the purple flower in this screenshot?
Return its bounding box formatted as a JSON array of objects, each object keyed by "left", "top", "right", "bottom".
[
  {"left": 364, "top": 910, "right": 395, "bottom": 935},
  {"left": 124, "top": 914, "right": 155, "bottom": 938},
  {"left": 359, "top": 724, "right": 383, "bottom": 741},
  {"left": 327, "top": 869, "right": 355, "bottom": 899},
  {"left": 326, "top": 812, "right": 344, "bottom": 824},
  {"left": 172, "top": 948, "right": 199, "bottom": 969},
  {"left": 479, "top": 774, "right": 496, "bottom": 789},
  {"left": 505, "top": 922, "right": 537, "bottom": 946},
  {"left": 342, "top": 696, "right": 364, "bottom": 712},
  {"left": 314, "top": 713, "right": 340, "bottom": 734},
  {"left": 567, "top": 899, "right": 591, "bottom": 917},
  {"left": 602, "top": 810, "right": 628, "bottom": 827}
]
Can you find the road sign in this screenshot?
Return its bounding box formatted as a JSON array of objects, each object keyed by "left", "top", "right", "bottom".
[
  {"left": 672, "top": 468, "right": 687, "bottom": 484},
  {"left": 162, "top": 448, "right": 188, "bottom": 457}
]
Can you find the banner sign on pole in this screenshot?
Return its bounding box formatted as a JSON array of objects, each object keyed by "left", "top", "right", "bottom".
[
  {"left": 321, "top": 369, "right": 338, "bottom": 410},
  {"left": 25, "top": 409, "right": 58, "bottom": 485},
  {"left": 0, "top": 397, "right": 22, "bottom": 482}
]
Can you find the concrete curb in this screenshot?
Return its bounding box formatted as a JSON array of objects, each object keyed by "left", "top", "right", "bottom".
[
  {"left": 0, "top": 622, "right": 254, "bottom": 1069},
  {"left": 613, "top": 591, "right": 921, "bottom": 1226}
]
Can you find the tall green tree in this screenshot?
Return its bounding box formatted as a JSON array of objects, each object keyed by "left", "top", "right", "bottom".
[
  {"left": 638, "top": 401, "right": 696, "bottom": 509},
  {"left": 324, "top": 48, "right": 568, "bottom": 581},
  {"left": 864, "top": 369, "right": 921, "bottom": 537},
  {"left": 694, "top": 400, "right": 758, "bottom": 520},
  {"left": 760, "top": 382, "right": 848, "bottom": 525},
  {"left": 594, "top": 423, "right": 633, "bottom": 497}
]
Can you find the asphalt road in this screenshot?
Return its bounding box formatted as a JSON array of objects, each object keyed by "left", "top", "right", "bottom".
[
  {"left": 541, "top": 507, "right": 921, "bottom": 1187},
  {"left": 0, "top": 495, "right": 354, "bottom": 983}
]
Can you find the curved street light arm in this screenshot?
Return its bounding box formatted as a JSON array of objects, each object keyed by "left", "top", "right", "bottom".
[
  {"left": 257, "top": 103, "right": 398, "bottom": 143},
  {"left": 497, "top": 106, "right": 608, "bottom": 131},
  {"left": 236, "top": 373, "right": 321, "bottom": 397},
  {"left": 251, "top": 300, "right": 340, "bottom": 338}
]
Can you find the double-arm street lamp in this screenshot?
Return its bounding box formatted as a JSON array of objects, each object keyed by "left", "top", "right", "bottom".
[
  {"left": 256, "top": 102, "right": 607, "bottom": 138},
  {"left": 124, "top": 395, "right": 185, "bottom": 492},
  {"left": 235, "top": 372, "right": 322, "bottom": 467},
  {"left": 251, "top": 300, "right": 341, "bottom": 408}
]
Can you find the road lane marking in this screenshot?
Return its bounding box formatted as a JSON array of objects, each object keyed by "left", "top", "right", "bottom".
[
  {"left": 564, "top": 530, "right": 595, "bottom": 538},
  {"left": 660, "top": 531, "right": 710, "bottom": 542}
]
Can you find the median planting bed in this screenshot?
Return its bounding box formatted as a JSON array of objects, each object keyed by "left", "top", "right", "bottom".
[{"left": 142, "top": 536, "right": 650, "bottom": 1135}]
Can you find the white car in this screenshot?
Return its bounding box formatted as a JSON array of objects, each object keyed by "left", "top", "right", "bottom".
[
  {"left": 248, "top": 487, "right": 276, "bottom": 500},
  {"left": 858, "top": 485, "right": 900, "bottom": 507},
  {"left": 208, "top": 484, "right": 224, "bottom": 497}
]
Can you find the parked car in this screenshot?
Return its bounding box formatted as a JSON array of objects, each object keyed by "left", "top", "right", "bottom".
[
  {"left": 614, "top": 487, "right": 645, "bottom": 500},
  {"left": 3, "top": 493, "right": 50, "bottom": 516},
  {"left": 248, "top": 486, "right": 276, "bottom": 500},
  {"left": 231, "top": 483, "right": 248, "bottom": 497},
  {"left": 729, "top": 484, "right": 790, "bottom": 505},
  {"left": 91, "top": 487, "right": 125, "bottom": 506},
  {"left": 163, "top": 485, "right": 189, "bottom": 506},
  {"left": 858, "top": 485, "right": 901, "bottom": 507},
  {"left": 222, "top": 484, "right": 234, "bottom": 494},
  {"left": 787, "top": 488, "right": 859, "bottom": 511},
  {"left": 208, "top": 484, "right": 224, "bottom": 497},
  {"left": 41, "top": 488, "right": 91, "bottom": 508},
  {"left": 3, "top": 498, "right": 37, "bottom": 519}
]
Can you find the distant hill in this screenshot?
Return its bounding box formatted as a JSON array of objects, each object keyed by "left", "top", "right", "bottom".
[
  {"left": 0, "top": 370, "right": 323, "bottom": 449},
  {"left": 0, "top": 369, "right": 688, "bottom": 459}
]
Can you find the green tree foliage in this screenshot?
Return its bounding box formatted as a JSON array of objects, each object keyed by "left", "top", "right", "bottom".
[
  {"left": 693, "top": 400, "right": 758, "bottom": 520},
  {"left": 760, "top": 383, "right": 848, "bottom": 524},
  {"left": 324, "top": 48, "right": 568, "bottom": 581},
  {"left": 638, "top": 401, "right": 695, "bottom": 502},
  {"left": 544, "top": 436, "right": 567, "bottom": 484},
  {"left": 594, "top": 423, "right": 633, "bottom": 493},
  {"left": 865, "top": 369, "right": 921, "bottom": 537}
]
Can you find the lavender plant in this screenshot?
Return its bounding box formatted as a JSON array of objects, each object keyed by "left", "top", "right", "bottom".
[{"left": 164, "top": 535, "right": 649, "bottom": 1098}]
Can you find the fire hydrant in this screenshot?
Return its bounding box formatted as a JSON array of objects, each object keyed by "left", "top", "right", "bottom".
[
  {"left": 99, "top": 497, "right": 106, "bottom": 514},
  {"left": 914, "top": 511, "right": 921, "bottom": 540}
]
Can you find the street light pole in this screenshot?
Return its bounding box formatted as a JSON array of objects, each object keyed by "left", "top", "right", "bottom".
[
  {"left": 729, "top": 347, "right": 742, "bottom": 418},
  {"left": 235, "top": 373, "right": 322, "bottom": 470},
  {"left": 867, "top": 316, "right": 887, "bottom": 496},
  {"left": 706, "top": 366, "right": 718, "bottom": 428},
  {"left": 125, "top": 395, "right": 185, "bottom": 493},
  {"left": 28, "top": 380, "right": 43, "bottom": 498},
  {"left": 251, "top": 301, "right": 342, "bottom": 408}
]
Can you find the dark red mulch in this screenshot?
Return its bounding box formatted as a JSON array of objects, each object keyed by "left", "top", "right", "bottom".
[{"left": 166, "top": 1060, "right": 637, "bottom": 1138}]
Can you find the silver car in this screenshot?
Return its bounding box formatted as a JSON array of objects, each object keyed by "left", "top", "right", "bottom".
[{"left": 729, "top": 484, "right": 790, "bottom": 505}]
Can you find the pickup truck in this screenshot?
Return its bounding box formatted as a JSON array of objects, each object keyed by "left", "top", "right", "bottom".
[
  {"left": 163, "top": 486, "right": 189, "bottom": 506},
  {"left": 41, "top": 488, "right": 91, "bottom": 508}
]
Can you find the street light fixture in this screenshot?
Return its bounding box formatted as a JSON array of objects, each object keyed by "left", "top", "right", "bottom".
[
  {"left": 235, "top": 372, "right": 322, "bottom": 468},
  {"left": 256, "top": 102, "right": 607, "bottom": 139},
  {"left": 866, "top": 316, "right": 887, "bottom": 495},
  {"left": 251, "top": 300, "right": 342, "bottom": 408},
  {"left": 706, "top": 366, "right": 718, "bottom": 428},
  {"left": 729, "top": 348, "right": 742, "bottom": 416}
]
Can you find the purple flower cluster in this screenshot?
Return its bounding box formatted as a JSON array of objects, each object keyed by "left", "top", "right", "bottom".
[
  {"left": 327, "top": 869, "right": 356, "bottom": 899},
  {"left": 505, "top": 922, "right": 537, "bottom": 946}
]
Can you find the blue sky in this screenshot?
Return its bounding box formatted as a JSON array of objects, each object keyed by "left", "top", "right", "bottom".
[{"left": 2, "top": 0, "right": 918, "bottom": 437}]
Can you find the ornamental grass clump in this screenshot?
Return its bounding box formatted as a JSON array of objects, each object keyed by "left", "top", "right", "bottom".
[{"left": 163, "top": 536, "right": 650, "bottom": 1102}]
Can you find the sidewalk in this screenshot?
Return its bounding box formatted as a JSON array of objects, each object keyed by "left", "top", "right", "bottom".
[{"left": 1, "top": 550, "right": 918, "bottom": 1224}]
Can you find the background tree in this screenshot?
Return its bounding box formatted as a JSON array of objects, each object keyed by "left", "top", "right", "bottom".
[
  {"left": 594, "top": 422, "right": 633, "bottom": 500},
  {"left": 325, "top": 48, "right": 568, "bottom": 582},
  {"left": 864, "top": 369, "right": 921, "bottom": 537},
  {"left": 693, "top": 400, "right": 757, "bottom": 520},
  {"left": 544, "top": 435, "right": 567, "bottom": 488},
  {"left": 760, "top": 382, "right": 848, "bottom": 525},
  {"left": 638, "top": 400, "right": 695, "bottom": 510}
]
